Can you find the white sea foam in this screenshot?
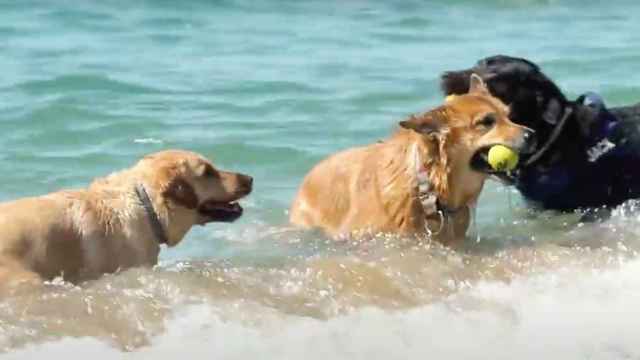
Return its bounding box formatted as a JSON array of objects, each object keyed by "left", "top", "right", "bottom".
[
  {"left": 133, "top": 138, "right": 163, "bottom": 144},
  {"left": 3, "top": 257, "right": 640, "bottom": 360}
]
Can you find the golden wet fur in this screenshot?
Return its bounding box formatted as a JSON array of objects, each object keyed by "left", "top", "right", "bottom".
[
  {"left": 0, "top": 150, "right": 252, "bottom": 288},
  {"left": 290, "top": 75, "right": 529, "bottom": 244}
]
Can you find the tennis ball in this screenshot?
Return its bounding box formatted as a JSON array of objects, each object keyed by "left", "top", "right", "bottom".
[{"left": 487, "top": 145, "right": 519, "bottom": 172}]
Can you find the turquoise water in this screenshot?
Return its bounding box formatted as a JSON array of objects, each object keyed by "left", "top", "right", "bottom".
[{"left": 2, "top": 1, "right": 640, "bottom": 358}]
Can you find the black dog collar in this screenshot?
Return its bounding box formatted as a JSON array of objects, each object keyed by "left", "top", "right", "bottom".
[
  {"left": 524, "top": 106, "right": 573, "bottom": 167},
  {"left": 135, "top": 184, "right": 168, "bottom": 245}
]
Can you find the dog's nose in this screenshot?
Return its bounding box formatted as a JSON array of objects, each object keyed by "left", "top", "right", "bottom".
[
  {"left": 521, "top": 129, "right": 537, "bottom": 154},
  {"left": 240, "top": 174, "right": 253, "bottom": 192}
]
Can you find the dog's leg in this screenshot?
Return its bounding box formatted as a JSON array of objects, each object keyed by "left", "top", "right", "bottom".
[
  {"left": 0, "top": 257, "right": 43, "bottom": 294},
  {"left": 436, "top": 207, "right": 471, "bottom": 247}
]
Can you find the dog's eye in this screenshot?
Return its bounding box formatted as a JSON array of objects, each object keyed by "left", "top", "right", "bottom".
[
  {"left": 477, "top": 114, "right": 496, "bottom": 128},
  {"left": 202, "top": 165, "right": 218, "bottom": 178}
]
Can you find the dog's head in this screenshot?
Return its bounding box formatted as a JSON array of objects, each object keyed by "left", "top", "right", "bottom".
[
  {"left": 140, "top": 150, "right": 253, "bottom": 226},
  {"left": 401, "top": 74, "right": 534, "bottom": 185},
  {"left": 441, "top": 55, "right": 571, "bottom": 160}
]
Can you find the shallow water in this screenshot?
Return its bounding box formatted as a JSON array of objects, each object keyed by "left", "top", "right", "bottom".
[{"left": 2, "top": 0, "right": 640, "bottom": 358}]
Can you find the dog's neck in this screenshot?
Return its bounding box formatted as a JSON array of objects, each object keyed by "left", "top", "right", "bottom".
[
  {"left": 139, "top": 174, "right": 198, "bottom": 247},
  {"left": 88, "top": 170, "right": 196, "bottom": 247},
  {"left": 134, "top": 184, "right": 168, "bottom": 245},
  {"left": 390, "top": 128, "right": 484, "bottom": 212},
  {"left": 523, "top": 101, "right": 609, "bottom": 170}
]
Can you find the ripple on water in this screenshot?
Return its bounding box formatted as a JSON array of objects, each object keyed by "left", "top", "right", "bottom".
[{"left": 16, "top": 75, "right": 167, "bottom": 96}]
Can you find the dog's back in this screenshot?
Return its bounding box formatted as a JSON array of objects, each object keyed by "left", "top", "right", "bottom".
[{"left": 290, "top": 139, "right": 418, "bottom": 236}]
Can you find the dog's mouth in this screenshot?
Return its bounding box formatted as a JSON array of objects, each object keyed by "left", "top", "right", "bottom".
[
  {"left": 198, "top": 201, "right": 244, "bottom": 223},
  {"left": 471, "top": 146, "right": 519, "bottom": 185},
  {"left": 471, "top": 145, "right": 514, "bottom": 175}
]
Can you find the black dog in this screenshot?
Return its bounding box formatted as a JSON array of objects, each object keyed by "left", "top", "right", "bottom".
[{"left": 441, "top": 55, "right": 640, "bottom": 211}]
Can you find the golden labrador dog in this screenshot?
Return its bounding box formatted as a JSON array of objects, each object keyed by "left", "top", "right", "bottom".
[
  {"left": 290, "top": 75, "right": 533, "bottom": 245},
  {"left": 0, "top": 150, "right": 252, "bottom": 287}
]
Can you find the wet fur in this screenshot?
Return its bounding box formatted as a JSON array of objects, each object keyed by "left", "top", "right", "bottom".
[
  {"left": 290, "top": 76, "right": 528, "bottom": 244},
  {"left": 441, "top": 55, "right": 640, "bottom": 210},
  {"left": 0, "top": 150, "right": 252, "bottom": 288}
]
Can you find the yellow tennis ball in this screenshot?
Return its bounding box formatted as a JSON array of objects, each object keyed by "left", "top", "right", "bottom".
[{"left": 487, "top": 145, "right": 519, "bottom": 172}]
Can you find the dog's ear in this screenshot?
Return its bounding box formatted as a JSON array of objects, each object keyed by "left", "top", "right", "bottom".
[
  {"left": 163, "top": 177, "right": 198, "bottom": 209},
  {"left": 194, "top": 161, "right": 216, "bottom": 178},
  {"left": 468, "top": 73, "right": 490, "bottom": 95},
  {"left": 399, "top": 109, "right": 448, "bottom": 135},
  {"left": 441, "top": 70, "right": 473, "bottom": 95}
]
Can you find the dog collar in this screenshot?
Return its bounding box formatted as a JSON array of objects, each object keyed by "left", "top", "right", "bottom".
[
  {"left": 413, "top": 145, "right": 463, "bottom": 235},
  {"left": 523, "top": 106, "right": 573, "bottom": 167},
  {"left": 416, "top": 168, "right": 464, "bottom": 212},
  {"left": 135, "top": 184, "right": 168, "bottom": 245}
]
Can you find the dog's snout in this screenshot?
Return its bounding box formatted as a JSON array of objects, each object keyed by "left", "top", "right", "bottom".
[{"left": 239, "top": 174, "right": 253, "bottom": 193}]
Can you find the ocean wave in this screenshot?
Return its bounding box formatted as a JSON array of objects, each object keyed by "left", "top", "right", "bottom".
[
  {"left": 3, "top": 250, "right": 640, "bottom": 359},
  {"left": 14, "top": 75, "right": 168, "bottom": 95}
]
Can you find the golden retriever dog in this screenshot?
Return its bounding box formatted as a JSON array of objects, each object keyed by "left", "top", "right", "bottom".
[
  {"left": 0, "top": 150, "right": 252, "bottom": 287},
  {"left": 290, "top": 74, "right": 533, "bottom": 245}
]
